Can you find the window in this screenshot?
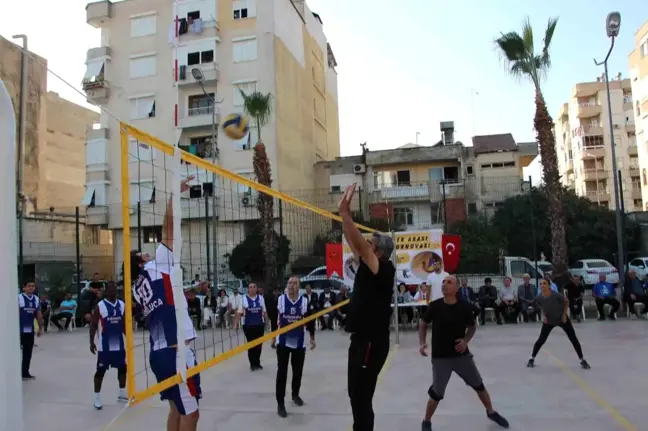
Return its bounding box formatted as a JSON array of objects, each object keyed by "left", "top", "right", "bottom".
[
  {"left": 130, "top": 96, "right": 156, "bottom": 120},
  {"left": 331, "top": 185, "right": 341, "bottom": 193},
  {"left": 393, "top": 207, "right": 414, "bottom": 226},
  {"left": 130, "top": 14, "right": 157, "bottom": 38},
  {"left": 234, "top": 126, "right": 258, "bottom": 150},
  {"left": 143, "top": 226, "right": 162, "bottom": 244},
  {"left": 180, "top": 135, "right": 215, "bottom": 161},
  {"left": 129, "top": 181, "right": 155, "bottom": 205},
  {"left": 236, "top": 172, "right": 255, "bottom": 194},
  {"left": 201, "top": 50, "right": 214, "bottom": 63},
  {"left": 642, "top": 41, "right": 648, "bottom": 57},
  {"left": 130, "top": 55, "right": 157, "bottom": 79},
  {"left": 233, "top": 38, "right": 258, "bottom": 62},
  {"left": 83, "top": 61, "right": 105, "bottom": 84},
  {"left": 467, "top": 202, "right": 477, "bottom": 214},
  {"left": 466, "top": 165, "right": 474, "bottom": 176},
  {"left": 480, "top": 162, "right": 515, "bottom": 169},
  {"left": 233, "top": 0, "right": 256, "bottom": 19},
  {"left": 188, "top": 50, "right": 214, "bottom": 66},
  {"left": 233, "top": 81, "right": 256, "bottom": 106},
  {"left": 187, "top": 52, "right": 200, "bottom": 66},
  {"left": 187, "top": 11, "right": 200, "bottom": 20},
  {"left": 188, "top": 93, "right": 214, "bottom": 116},
  {"left": 395, "top": 170, "right": 410, "bottom": 186},
  {"left": 428, "top": 168, "right": 443, "bottom": 182},
  {"left": 634, "top": 199, "right": 642, "bottom": 208}
]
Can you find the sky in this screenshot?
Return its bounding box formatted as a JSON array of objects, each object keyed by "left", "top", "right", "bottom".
[{"left": 2, "top": 0, "right": 647, "bottom": 184}]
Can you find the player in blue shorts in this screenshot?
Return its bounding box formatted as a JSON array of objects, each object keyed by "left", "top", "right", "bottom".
[
  {"left": 130, "top": 177, "right": 201, "bottom": 431},
  {"left": 90, "top": 281, "right": 127, "bottom": 410}
]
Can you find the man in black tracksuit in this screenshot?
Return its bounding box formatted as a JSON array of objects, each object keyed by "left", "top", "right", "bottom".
[{"left": 339, "top": 184, "right": 396, "bottom": 431}]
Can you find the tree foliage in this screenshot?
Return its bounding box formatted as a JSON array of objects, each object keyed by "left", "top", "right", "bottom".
[
  {"left": 229, "top": 227, "right": 291, "bottom": 282},
  {"left": 450, "top": 187, "right": 638, "bottom": 272}
]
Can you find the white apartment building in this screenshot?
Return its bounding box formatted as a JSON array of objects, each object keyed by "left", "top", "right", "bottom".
[
  {"left": 555, "top": 75, "right": 639, "bottom": 211},
  {"left": 629, "top": 20, "right": 648, "bottom": 210},
  {"left": 82, "top": 0, "right": 341, "bottom": 278}
]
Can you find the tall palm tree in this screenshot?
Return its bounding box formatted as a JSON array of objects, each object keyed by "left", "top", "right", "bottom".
[
  {"left": 495, "top": 17, "right": 568, "bottom": 266},
  {"left": 240, "top": 90, "right": 277, "bottom": 288}
]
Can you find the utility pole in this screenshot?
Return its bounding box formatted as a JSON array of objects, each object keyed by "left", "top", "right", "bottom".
[{"left": 13, "top": 35, "right": 27, "bottom": 286}]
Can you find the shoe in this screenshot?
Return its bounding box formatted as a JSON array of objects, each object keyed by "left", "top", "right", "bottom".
[
  {"left": 479, "top": 320, "right": 485, "bottom": 326},
  {"left": 277, "top": 405, "right": 288, "bottom": 418},
  {"left": 597, "top": 317, "right": 605, "bottom": 321},
  {"left": 250, "top": 365, "right": 257, "bottom": 371},
  {"left": 609, "top": 314, "right": 616, "bottom": 321},
  {"left": 117, "top": 395, "right": 128, "bottom": 403},
  {"left": 292, "top": 395, "right": 304, "bottom": 406},
  {"left": 257, "top": 364, "right": 263, "bottom": 370},
  {"left": 94, "top": 395, "right": 102, "bottom": 410},
  {"left": 576, "top": 317, "right": 582, "bottom": 323},
  {"left": 487, "top": 411, "right": 510, "bottom": 428},
  {"left": 580, "top": 359, "right": 591, "bottom": 370},
  {"left": 421, "top": 420, "right": 433, "bottom": 430},
  {"left": 526, "top": 358, "right": 535, "bottom": 368},
  {"left": 22, "top": 374, "right": 35, "bottom": 381}
]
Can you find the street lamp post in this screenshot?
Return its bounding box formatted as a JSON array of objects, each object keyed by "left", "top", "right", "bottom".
[
  {"left": 594, "top": 12, "right": 625, "bottom": 282},
  {"left": 191, "top": 68, "right": 223, "bottom": 284}
]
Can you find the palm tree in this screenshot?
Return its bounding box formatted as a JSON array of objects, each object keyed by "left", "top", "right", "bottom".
[
  {"left": 495, "top": 17, "right": 568, "bottom": 267},
  {"left": 240, "top": 90, "right": 277, "bottom": 289}
]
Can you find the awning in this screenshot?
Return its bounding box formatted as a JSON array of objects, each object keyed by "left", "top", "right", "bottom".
[
  {"left": 81, "top": 187, "right": 95, "bottom": 206},
  {"left": 84, "top": 61, "right": 104, "bottom": 81}
]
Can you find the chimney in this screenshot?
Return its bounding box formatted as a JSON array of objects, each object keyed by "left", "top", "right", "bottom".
[
  {"left": 616, "top": 72, "right": 622, "bottom": 80},
  {"left": 596, "top": 77, "right": 601, "bottom": 82},
  {"left": 440, "top": 121, "right": 455, "bottom": 146}
]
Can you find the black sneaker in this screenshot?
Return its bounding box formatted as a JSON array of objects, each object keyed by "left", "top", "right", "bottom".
[
  {"left": 421, "top": 420, "right": 433, "bottom": 431},
  {"left": 277, "top": 405, "right": 288, "bottom": 418},
  {"left": 487, "top": 411, "right": 510, "bottom": 428},
  {"left": 292, "top": 395, "right": 304, "bottom": 406},
  {"left": 597, "top": 317, "right": 605, "bottom": 321},
  {"left": 257, "top": 364, "right": 263, "bottom": 370},
  {"left": 526, "top": 358, "right": 535, "bottom": 368},
  {"left": 580, "top": 359, "right": 591, "bottom": 370},
  {"left": 609, "top": 314, "right": 616, "bottom": 321}
]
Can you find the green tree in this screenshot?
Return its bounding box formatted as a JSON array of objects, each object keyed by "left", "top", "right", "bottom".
[
  {"left": 240, "top": 90, "right": 277, "bottom": 289},
  {"left": 449, "top": 216, "right": 504, "bottom": 274},
  {"left": 229, "top": 227, "right": 291, "bottom": 282},
  {"left": 494, "top": 17, "right": 568, "bottom": 266}
]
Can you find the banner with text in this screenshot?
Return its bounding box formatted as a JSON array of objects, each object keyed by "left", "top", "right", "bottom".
[{"left": 342, "top": 229, "right": 444, "bottom": 288}]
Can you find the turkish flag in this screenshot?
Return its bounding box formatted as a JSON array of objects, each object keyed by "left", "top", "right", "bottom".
[
  {"left": 441, "top": 234, "right": 461, "bottom": 273},
  {"left": 326, "top": 243, "right": 343, "bottom": 278}
]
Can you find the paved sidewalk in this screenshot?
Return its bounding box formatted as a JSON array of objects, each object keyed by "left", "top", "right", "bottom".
[{"left": 24, "top": 319, "right": 646, "bottom": 430}]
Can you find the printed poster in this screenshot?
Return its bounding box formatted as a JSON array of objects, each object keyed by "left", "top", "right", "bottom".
[{"left": 342, "top": 229, "right": 444, "bottom": 289}]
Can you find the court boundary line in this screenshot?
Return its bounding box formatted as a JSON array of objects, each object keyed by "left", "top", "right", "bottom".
[{"left": 544, "top": 349, "right": 638, "bottom": 431}]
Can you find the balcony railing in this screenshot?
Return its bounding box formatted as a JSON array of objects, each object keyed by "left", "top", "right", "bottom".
[
  {"left": 188, "top": 105, "right": 214, "bottom": 116},
  {"left": 373, "top": 182, "right": 430, "bottom": 200}
]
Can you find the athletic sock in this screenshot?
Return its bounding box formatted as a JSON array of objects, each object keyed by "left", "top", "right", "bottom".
[{"left": 119, "top": 388, "right": 127, "bottom": 398}]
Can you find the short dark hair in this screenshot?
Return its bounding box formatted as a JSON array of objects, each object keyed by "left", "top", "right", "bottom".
[
  {"left": 128, "top": 250, "right": 144, "bottom": 285},
  {"left": 23, "top": 280, "right": 35, "bottom": 286},
  {"left": 484, "top": 277, "right": 492, "bottom": 284}
]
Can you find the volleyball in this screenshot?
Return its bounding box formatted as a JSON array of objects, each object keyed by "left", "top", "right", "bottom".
[{"left": 222, "top": 113, "right": 249, "bottom": 139}]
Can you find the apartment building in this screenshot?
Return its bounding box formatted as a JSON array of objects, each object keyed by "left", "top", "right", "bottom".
[
  {"left": 83, "top": 0, "right": 340, "bottom": 277},
  {"left": 629, "top": 20, "right": 648, "bottom": 210},
  {"left": 554, "top": 75, "right": 638, "bottom": 211},
  {"left": 313, "top": 124, "right": 538, "bottom": 231}
]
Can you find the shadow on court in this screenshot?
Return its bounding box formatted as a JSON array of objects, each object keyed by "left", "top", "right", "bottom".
[{"left": 24, "top": 320, "right": 646, "bottom": 430}]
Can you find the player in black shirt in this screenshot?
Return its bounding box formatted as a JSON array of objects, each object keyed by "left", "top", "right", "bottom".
[
  {"left": 339, "top": 184, "right": 396, "bottom": 431},
  {"left": 419, "top": 275, "right": 509, "bottom": 430}
]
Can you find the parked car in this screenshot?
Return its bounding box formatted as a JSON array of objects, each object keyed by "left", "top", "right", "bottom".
[
  {"left": 299, "top": 274, "right": 345, "bottom": 295},
  {"left": 628, "top": 257, "right": 648, "bottom": 280},
  {"left": 568, "top": 259, "right": 619, "bottom": 287},
  {"left": 305, "top": 266, "right": 328, "bottom": 278},
  {"left": 534, "top": 261, "right": 554, "bottom": 276}
]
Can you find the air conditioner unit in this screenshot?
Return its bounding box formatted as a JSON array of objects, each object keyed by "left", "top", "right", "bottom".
[
  {"left": 353, "top": 164, "right": 366, "bottom": 174},
  {"left": 241, "top": 195, "right": 254, "bottom": 207}
]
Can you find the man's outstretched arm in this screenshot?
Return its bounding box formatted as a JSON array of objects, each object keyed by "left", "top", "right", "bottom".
[
  {"left": 340, "top": 184, "right": 379, "bottom": 274},
  {"left": 161, "top": 176, "right": 194, "bottom": 251}
]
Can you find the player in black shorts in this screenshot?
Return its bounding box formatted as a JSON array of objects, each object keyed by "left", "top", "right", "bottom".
[{"left": 419, "top": 275, "right": 509, "bottom": 430}]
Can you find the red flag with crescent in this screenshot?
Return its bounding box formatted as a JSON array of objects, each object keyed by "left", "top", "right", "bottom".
[
  {"left": 326, "top": 243, "right": 343, "bottom": 278},
  {"left": 441, "top": 234, "right": 461, "bottom": 273}
]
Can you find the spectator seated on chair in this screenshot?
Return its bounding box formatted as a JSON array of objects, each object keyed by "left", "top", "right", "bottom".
[
  {"left": 185, "top": 288, "right": 202, "bottom": 327},
  {"left": 593, "top": 273, "right": 620, "bottom": 321},
  {"left": 413, "top": 282, "right": 430, "bottom": 319},
  {"left": 517, "top": 274, "right": 540, "bottom": 322},
  {"left": 334, "top": 285, "right": 350, "bottom": 327},
  {"left": 457, "top": 278, "right": 480, "bottom": 319},
  {"left": 397, "top": 283, "right": 414, "bottom": 324},
  {"left": 318, "top": 285, "right": 337, "bottom": 330},
  {"left": 51, "top": 293, "right": 77, "bottom": 331},
  {"left": 214, "top": 289, "right": 230, "bottom": 328},
  {"left": 478, "top": 277, "right": 502, "bottom": 325},
  {"left": 624, "top": 269, "right": 648, "bottom": 318},
  {"left": 564, "top": 275, "right": 585, "bottom": 322},
  {"left": 498, "top": 276, "right": 520, "bottom": 323}
]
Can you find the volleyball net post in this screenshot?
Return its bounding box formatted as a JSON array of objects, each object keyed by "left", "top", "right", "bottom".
[{"left": 120, "top": 122, "right": 379, "bottom": 406}]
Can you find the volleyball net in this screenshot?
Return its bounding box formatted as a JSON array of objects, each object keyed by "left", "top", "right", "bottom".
[{"left": 120, "top": 123, "right": 384, "bottom": 406}]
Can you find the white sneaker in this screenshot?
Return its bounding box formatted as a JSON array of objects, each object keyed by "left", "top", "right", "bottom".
[
  {"left": 117, "top": 390, "right": 128, "bottom": 403},
  {"left": 93, "top": 394, "right": 102, "bottom": 410}
]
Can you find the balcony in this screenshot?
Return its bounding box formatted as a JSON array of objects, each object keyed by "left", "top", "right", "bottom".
[
  {"left": 581, "top": 168, "right": 606, "bottom": 181},
  {"left": 179, "top": 19, "right": 220, "bottom": 41},
  {"left": 628, "top": 144, "right": 638, "bottom": 156},
  {"left": 373, "top": 183, "right": 430, "bottom": 202},
  {"left": 629, "top": 163, "right": 640, "bottom": 177},
  {"left": 632, "top": 187, "right": 642, "bottom": 200},
  {"left": 626, "top": 123, "right": 636, "bottom": 133},
  {"left": 583, "top": 123, "right": 603, "bottom": 136},
  {"left": 623, "top": 96, "right": 633, "bottom": 112},
  {"left": 86, "top": 1, "right": 112, "bottom": 28},
  {"left": 177, "top": 63, "right": 220, "bottom": 87},
  {"left": 585, "top": 190, "right": 611, "bottom": 202},
  {"left": 86, "top": 206, "right": 108, "bottom": 226},
  {"left": 581, "top": 145, "right": 605, "bottom": 158},
  {"left": 178, "top": 106, "right": 221, "bottom": 130},
  {"left": 86, "top": 126, "right": 109, "bottom": 141},
  {"left": 577, "top": 102, "right": 602, "bottom": 118},
  {"left": 83, "top": 79, "right": 109, "bottom": 104}
]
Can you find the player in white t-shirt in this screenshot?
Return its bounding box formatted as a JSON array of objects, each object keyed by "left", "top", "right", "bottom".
[{"left": 426, "top": 257, "right": 449, "bottom": 302}]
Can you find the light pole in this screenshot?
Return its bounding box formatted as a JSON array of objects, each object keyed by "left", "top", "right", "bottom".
[
  {"left": 13, "top": 34, "right": 27, "bottom": 286},
  {"left": 594, "top": 12, "right": 624, "bottom": 282},
  {"left": 191, "top": 67, "right": 223, "bottom": 283}
]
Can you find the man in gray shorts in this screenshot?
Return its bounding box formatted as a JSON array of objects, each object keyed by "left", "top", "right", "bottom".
[
  {"left": 418, "top": 275, "right": 509, "bottom": 430},
  {"left": 527, "top": 278, "right": 591, "bottom": 369}
]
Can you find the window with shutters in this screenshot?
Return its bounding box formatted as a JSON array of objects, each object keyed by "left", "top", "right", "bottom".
[
  {"left": 130, "top": 96, "right": 156, "bottom": 120},
  {"left": 130, "top": 55, "right": 157, "bottom": 79},
  {"left": 233, "top": 0, "right": 256, "bottom": 20},
  {"left": 130, "top": 14, "right": 157, "bottom": 38},
  {"left": 233, "top": 81, "right": 257, "bottom": 106},
  {"left": 232, "top": 38, "right": 258, "bottom": 62}
]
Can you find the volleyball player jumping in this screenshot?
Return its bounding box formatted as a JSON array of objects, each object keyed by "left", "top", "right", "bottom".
[{"left": 131, "top": 176, "right": 202, "bottom": 431}]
